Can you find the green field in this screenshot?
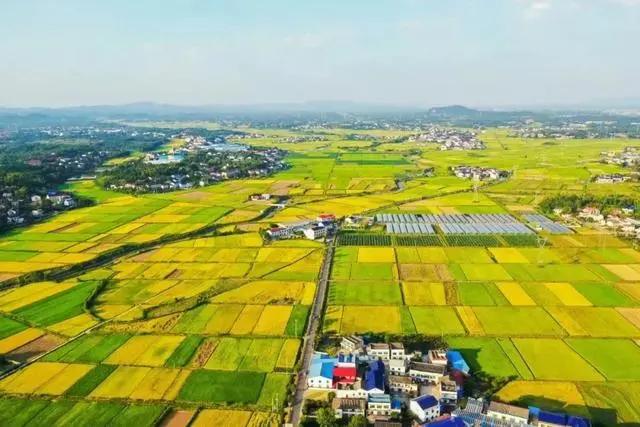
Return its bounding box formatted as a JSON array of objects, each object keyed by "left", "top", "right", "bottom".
[{"left": 177, "top": 370, "right": 265, "bottom": 403}]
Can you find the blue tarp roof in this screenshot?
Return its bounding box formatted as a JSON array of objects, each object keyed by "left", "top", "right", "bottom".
[
  {"left": 539, "top": 411, "right": 567, "bottom": 425},
  {"left": 309, "top": 354, "right": 335, "bottom": 380},
  {"left": 414, "top": 395, "right": 438, "bottom": 410},
  {"left": 424, "top": 418, "right": 466, "bottom": 427},
  {"left": 567, "top": 415, "right": 592, "bottom": 427},
  {"left": 365, "top": 360, "right": 385, "bottom": 391},
  {"left": 338, "top": 354, "right": 355, "bottom": 364},
  {"left": 391, "top": 396, "right": 403, "bottom": 410},
  {"left": 447, "top": 351, "right": 470, "bottom": 374}
]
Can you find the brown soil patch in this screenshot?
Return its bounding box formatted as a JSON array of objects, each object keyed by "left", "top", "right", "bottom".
[
  {"left": 8, "top": 334, "right": 66, "bottom": 363},
  {"left": 158, "top": 410, "right": 195, "bottom": 427},
  {"left": 191, "top": 338, "right": 218, "bottom": 368}
]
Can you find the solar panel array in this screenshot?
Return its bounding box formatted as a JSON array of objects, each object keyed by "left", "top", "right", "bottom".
[
  {"left": 376, "top": 213, "right": 520, "bottom": 224},
  {"left": 523, "top": 214, "right": 573, "bottom": 234},
  {"left": 385, "top": 223, "right": 435, "bottom": 235},
  {"left": 376, "top": 213, "right": 534, "bottom": 235},
  {"left": 439, "top": 222, "right": 533, "bottom": 235}
]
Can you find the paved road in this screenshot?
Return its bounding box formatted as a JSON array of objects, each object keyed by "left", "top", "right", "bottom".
[{"left": 290, "top": 234, "right": 336, "bottom": 426}]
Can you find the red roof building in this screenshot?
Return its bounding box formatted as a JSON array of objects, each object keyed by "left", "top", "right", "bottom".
[{"left": 333, "top": 366, "right": 357, "bottom": 388}]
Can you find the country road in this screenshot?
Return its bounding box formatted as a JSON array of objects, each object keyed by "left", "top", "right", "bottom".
[{"left": 289, "top": 232, "right": 336, "bottom": 426}]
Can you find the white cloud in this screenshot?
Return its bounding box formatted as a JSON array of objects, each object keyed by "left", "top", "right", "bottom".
[{"left": 519, "top": 0, "right": 552, "bottom": 18}]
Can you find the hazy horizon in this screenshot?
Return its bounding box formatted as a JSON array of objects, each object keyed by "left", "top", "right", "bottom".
[{"left": 2, "top": 0, "right": 639, "bottom": 109}]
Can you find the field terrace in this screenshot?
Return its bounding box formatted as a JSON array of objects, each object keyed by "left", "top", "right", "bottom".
[
  {"left": 0, "top": 230, "right": 321, "bottom": 424},
  {"left": 325, "top": 192, "right": 640, "bottom": 425}
]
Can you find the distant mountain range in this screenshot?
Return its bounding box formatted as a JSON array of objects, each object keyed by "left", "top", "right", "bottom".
[{"left": 0, "top": 102, "right": 638, "bottom": 127}]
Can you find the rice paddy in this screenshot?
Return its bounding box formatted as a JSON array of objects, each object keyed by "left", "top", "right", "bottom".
[{"left": 1, "top": 127, "right": 640, "bottom": 423}]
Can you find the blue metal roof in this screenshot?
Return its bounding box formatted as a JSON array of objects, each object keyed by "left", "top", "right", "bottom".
[
  {"left": 391, "top": 396, "right": 403, "bottom": 410},
  {"left": 414, "top": 395, "right": 438, "bottom": 410},
  {"left": 425, "top": 418, "right": 466, "bottom": 427},
  {"left": 567, "top": 415, "right": 592, "bottom": 427},
  {"left": 338, "top": 354, "right": 355, "bottom": 364},
  {"left": 368, "top": 394, "right": 391, "bottom": 404},
  {"left": 447, "top": 350, "right": 470, "bottom": 374},
  {"left": 538, "top": 411, "right": 566, "bottom": 425},
  {"left": 309, "top": 354, "right": 335, "bottom": 380},
  {"left": 365, "top": 360, "right": 385, "bottom": 391}
]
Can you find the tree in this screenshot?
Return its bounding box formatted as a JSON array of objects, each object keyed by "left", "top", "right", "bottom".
[
  {"left": 316, "top": 407, "right": 338, "bottom": 427},
  {"left": 348, "top": 415, "right": 368, "bottom": 427}
]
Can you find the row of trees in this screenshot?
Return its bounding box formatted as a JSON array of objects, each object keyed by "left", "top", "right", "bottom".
[{"left": 539, "top": 194, "right": 638, "bottom": 216}]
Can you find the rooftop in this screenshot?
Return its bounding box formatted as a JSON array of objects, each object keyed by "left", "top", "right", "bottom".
[
  {"left": 424, "top": 417, "right": 467, "bottom": 427},
  {"left": 332, "top": 398, "right": 366, "bottom": 411},
  {"left": 368, "top": 394, "right": 391, "bottom": 404},
  {"left": 369, "top": 343, "right": 390, "bottom": 350},
  {"left": 488, "top": 401, "right": 529, "bottom": 419},
  {"left": 390, "top": 342, "right": 404, "bottom": 350},
  {"left": 410, "top": 362, "right": 446, "bottom": 375},
  {"left": 389, "top": 375, "right": 413, "bottom": 385},
  {"left": 413, "top": 394, "right": 439, "bottom": 410}
]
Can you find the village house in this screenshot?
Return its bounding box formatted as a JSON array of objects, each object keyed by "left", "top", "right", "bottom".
[
  {"left": 410, "top": 395, "right": 440, "bottom": 423},
  {"left": 249, "top": 193, "right": 271, "bottom": 201},
  {"left": 389, "top": 342, "right": 405, "bottom": 360},
  {"left": 333, "top": 366, "right": 358, "bottom": 389},
  {"left": 303, "top": 225, "right": 327, "bottom": 240},
  {"left": 364, "top": 360, "right": 386, "bottom": 395},
  {"left": 578, "top": 207, "right": 604, "bottom": 222},
  {"left": 486, "top": 401, "right": 530, "bottom": 425},
  {"left": 341, "top": 336, "right": 365, "bottom": 354},
  {"left": 368, "top": 343, "right": 391, "bottom": 360},
  {"left": 367, "top": 394, "right": 402, "bottom": 419},
  {"left": 388, "top": 374, "right": 418, "bottom": 395},
  {"left": 387, "top": 358, "right": 407, "bottom": 375},
  {"left": 427, "top": 350, "right": 448, "bottom": 366},
  {"left": 307, "top": 354, "right": 335, "bottom": 389},
  {"left": 535, "top": 410, "right": 591, "bottom": 427},
  {"left": 409, "top": 361, "right": 446, "bottom": 383},
  {"left": 332, "top": 398, "right": 367, "bottom": 419},
  {"left": 439, "top": 379, "right": 458, "bottom": 405},
  {"left": 266, "top": 227, "right": 292, "bottom": 239}
]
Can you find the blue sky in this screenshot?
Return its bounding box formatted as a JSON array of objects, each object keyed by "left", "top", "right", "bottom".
[{"left": 1, "top": 0, "right": 639, "bottom": 108}]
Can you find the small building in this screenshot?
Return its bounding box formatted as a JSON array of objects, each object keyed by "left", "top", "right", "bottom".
[
  {"left": 336, "top": 353, "right": 357, "bottom": 367},
  {"left": 307, "top": 354, "right": 335, "bottom": 389},
  {"left": 317, "top": 214, "right": 336, "bottom": 223},
  {"left": 368, "top": 343, "right": 391, "bottom": 360},
  {"left": 332, "top": 397, "right": 366, "bottom": 419},
  {"left": 388, "top": 358, "right": 407, "bottom": 375},
  {"left": 303, "top": 225, "right": 327, "bottom": 240},
  {"left": 30, "top": 195, "right": 42, "bottom": 204},
  {"left": 266, "top": 227, "right": 291, "bottom": 239},
  {"left": 374, "top": 422, "right": 402, "bottom": 427},
  {"left": 410, "top": 395, "right": 440, "bottom": 423},
  {"left": 365, "top": 360, "right": 386, "bottom": 395},
  {"left": 341, "top": 335, "right": 365, "bottom": 354},
  {"left": 423, "top": 417, "right": 467, "bottom": 427},
  {"left": 427, "top": 349, "right": 448, "bottom": 366},
  {"left": 389, "top": 342, "right": 405, "bottom": 360},
  {"left": 537, "top": 411, "right": 570, "bottom": 427},
  {"left": 447, "top": 351, "right": 470, "bottom": 375},
  {"left": 333, "top": 366, "right": 358, "bottom": 389},
  {"left": 439, "top": 379, "right": 458, "bottom": 404},
  {"left": 486, "top": 401, "right": 529, "bottom": 425},
  {"left": 388, "top": 375, "right": 418, "bottom": 395},
  {"left": 409, "top": 362, "right": 446, "bottom": 383},
  {"left": 250, "top": 193, "right": 271, "bottom": 201},
  {"left": 367, "top": 394, "right": 401, "bottom": 418}
]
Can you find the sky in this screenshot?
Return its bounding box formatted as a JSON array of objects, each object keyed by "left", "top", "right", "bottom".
[{"left": 1, "top": 0, "right": 639, "bottom": 108}]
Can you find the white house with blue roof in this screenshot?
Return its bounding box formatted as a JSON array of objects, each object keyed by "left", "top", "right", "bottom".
[
  {"left": 307, "top": 353, "right": 336, "bottom": 389},
  {"left": 410, "top": 394, "right": 440, "bottom": 423},
  {"left": 364, "top": 359, "right": 386, "bottom": 394}
]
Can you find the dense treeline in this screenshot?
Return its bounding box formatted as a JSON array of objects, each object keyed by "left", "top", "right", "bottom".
[
  {"left": 539, "top": 194, "right": 638, "bottom": 215},
  {"left": 100, "top": 150, "right": 285, "bottom": 193}
]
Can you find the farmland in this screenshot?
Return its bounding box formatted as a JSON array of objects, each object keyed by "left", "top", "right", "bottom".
[{"left": 1, "top": 125, "right": 640, "bottom": 424}]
